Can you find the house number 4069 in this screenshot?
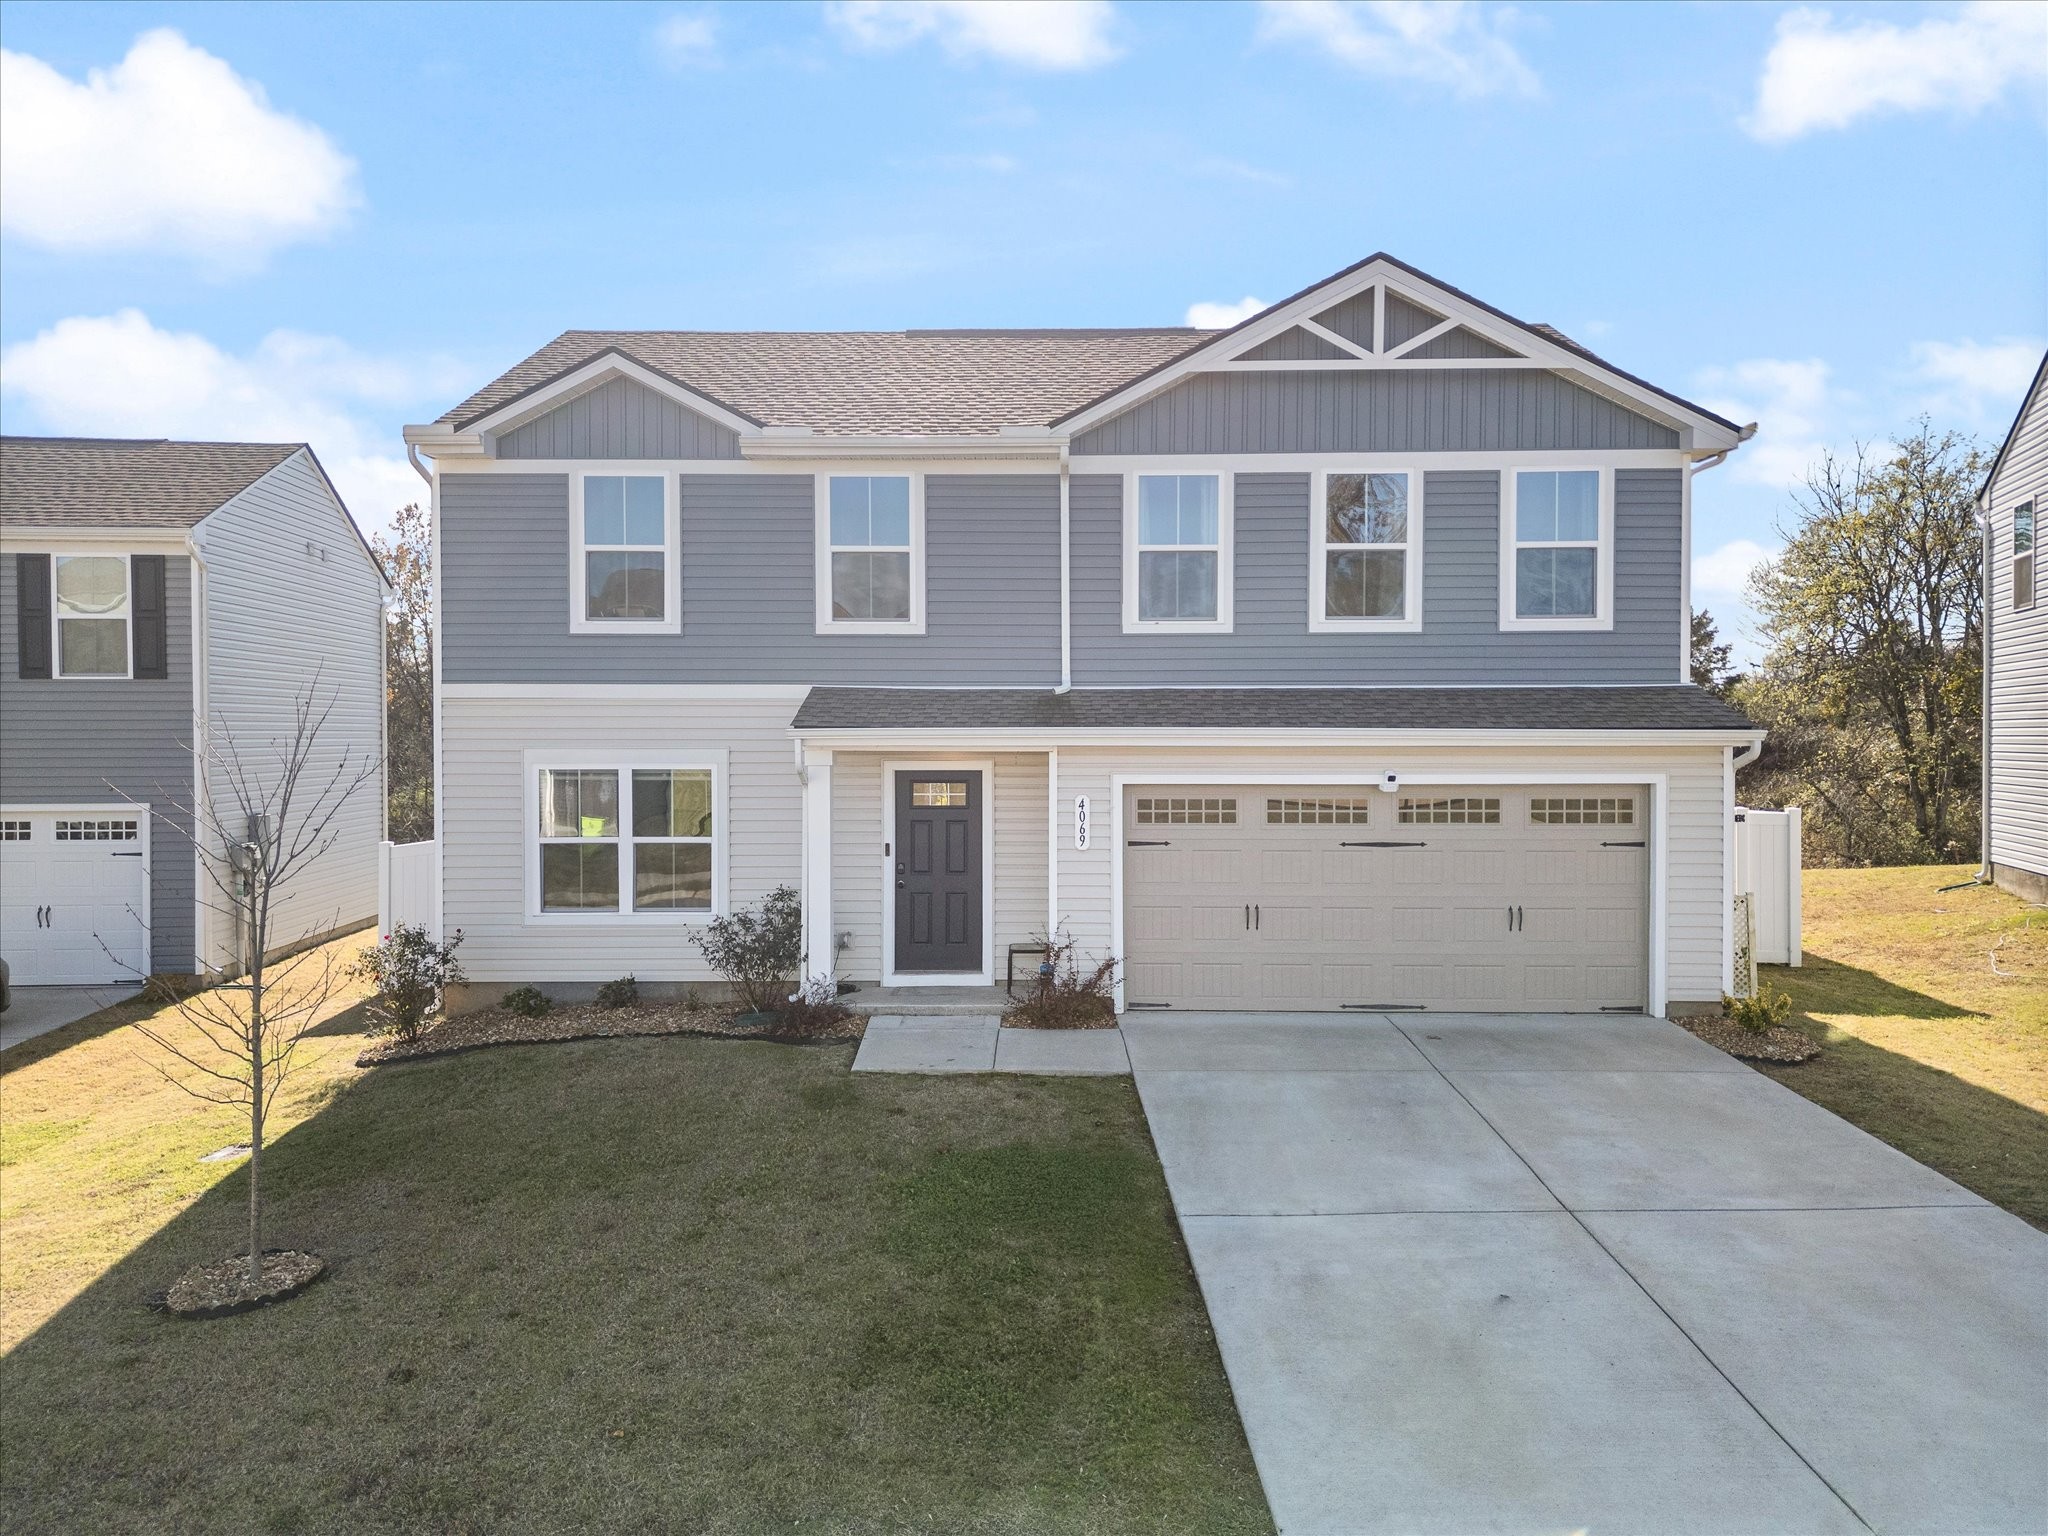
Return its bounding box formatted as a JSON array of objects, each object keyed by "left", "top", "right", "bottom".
[{"left": 1073, "top": 794, "right": 1090, "bottom": 851}]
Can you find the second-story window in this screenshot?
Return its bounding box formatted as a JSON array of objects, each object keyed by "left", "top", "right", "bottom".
[
  {"left": 2015, "top": 503, "right": 2035, "bottom": 611},
  {"left": 573, "top": 473, "right": 677, "bottom": 634},
  {"left": 1312, "top": 470, "right": 1421, "bottom": 632},
  {"left": 55, "top": 554, "right": 130, "bottom": 678},
  {"left": 1126, "top": 472, "right": 1231, "bottom": 632},
  {"left": 817, "top": 474, "right": 923, "bottom": 633},
  {"left": 1501, "top": 468, "right": 1613, "bottom": 632}
]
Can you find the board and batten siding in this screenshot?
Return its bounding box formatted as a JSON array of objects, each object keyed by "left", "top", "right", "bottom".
[
  {"left": 494, "top": 375, "right": 742, "bottom": 460},
  {"left": 195, "top": 452, "right": 386, "bottom": 968},
  {"left": 438, "top": 470, "right": 1061, "bottom": 686},
  {"left": 829, "top": 751, "right": 1048, "bottom": 982},
  {"left": 0, "top": 551, "right": 197, "bottom": 973},
  {"left": 1072, "top": 369, "right": 1680, "bottom": 456},
  {"left": 440, "top": 694, "right": 803, "bottom": 987},
  {"left": 1046, "top": 742, "right": 1729, "bottom": 1010},
  {"left": 1071, "top": 469, "right": 1683, "bottom": 685},
  {"left": 1985, "top": 367, "right": 2048, "bottom": 888}
]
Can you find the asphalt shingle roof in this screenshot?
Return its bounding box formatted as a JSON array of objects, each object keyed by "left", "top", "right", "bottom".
[
  {"left": 0, "top": 438, "right": 304, "bottom": 529},
  {"left": 440, "top": 329, "right": 1217, "bottom": 437},
  {"left": 792, "top": 686, "right": 1757, "bottom": 733}
]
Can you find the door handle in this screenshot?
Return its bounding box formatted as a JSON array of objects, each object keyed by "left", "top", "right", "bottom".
[
  {"left": 1254, "top": 904, "right": 1260, "bottom": 930},
  {"left": 1518, "top": 906, "right": 1524, "bottom": 931},
  {"left": 1244, "top": 904, "right": 1250, "bottom": 930}
]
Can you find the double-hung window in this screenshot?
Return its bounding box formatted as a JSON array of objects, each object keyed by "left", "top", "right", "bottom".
[
  {"left": 1501, "top": 468, "right": 1613, "bottom": 631},
  {"left": 1311, "top": 470, "right": 1421, "bottom": 632},
  {"left": 531, "top": 756, "right": 723, "bottom": 918},
  {"left": 54, "top": 554, "right": 131, "bottom": 677},
  {"left": 573, "top": 473, "right": 678, "bottom": 634},
  {"left": 817, "top": 474, "right": 922, "bottom": 632},
  {"left": 1125, "top": 472, "right": 1231, "bottom": 631},
  {"left": 2014, "top": 503, "right": 2035, "bottom": 612}
]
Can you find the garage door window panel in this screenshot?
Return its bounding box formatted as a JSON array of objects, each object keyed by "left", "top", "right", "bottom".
[
  {"left": 1399, "top": 796, "right": 1501, "bottom": 826},
  {"left": 1135, "top": 796, "right": 1236, "bottom": 825}
]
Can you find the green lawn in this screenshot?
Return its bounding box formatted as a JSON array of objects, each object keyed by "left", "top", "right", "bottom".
[
  {"left": 0, "top": 976, "right": 1269, "bottom": 1535},
  {"left": 1758, "top": 865, "right": 2048, "bottom": 1228}
]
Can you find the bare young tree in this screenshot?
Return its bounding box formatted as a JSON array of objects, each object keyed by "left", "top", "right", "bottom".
[{"left": 125, "top": 686, "right": 380, "bottom": 1290}]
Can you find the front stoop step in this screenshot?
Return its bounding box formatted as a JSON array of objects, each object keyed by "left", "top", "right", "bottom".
[{"left": 851, "top": 1016, "right": 1130, "bottom": 1076}]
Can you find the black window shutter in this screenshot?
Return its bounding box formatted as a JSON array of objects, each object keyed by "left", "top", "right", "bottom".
[
  {"left": 15, "top": 554, "right": 51, "bottom": 679},
  {"left": 132, "top": 555, "right": 168, "bottom": 679}
]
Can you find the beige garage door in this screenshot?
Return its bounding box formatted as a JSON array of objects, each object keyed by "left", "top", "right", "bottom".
[{"left": 1122, "top": 784, "right": 1648, "bottom": 1012}]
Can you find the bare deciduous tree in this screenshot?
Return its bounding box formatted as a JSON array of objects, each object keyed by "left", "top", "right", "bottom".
[{"left": 123, "top": 686, "right": 380, "bottom": 1290}]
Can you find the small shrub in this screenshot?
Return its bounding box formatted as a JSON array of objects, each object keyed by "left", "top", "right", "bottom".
[
  {"left": 501, "top": 984, "right": 552, "bottom": 1018},
  {"left": 594, "top": 975, "right": 638, "bottom": 1010},
  {"left": 350, "top": 926, "right": 466, "bottom": 1044},
  {"left": 692, "top": 884, "right": 803, "bottom": 1015},
  {"left": 1004, "top": 929, "right": 1119, "bottom": 1029},
  {"left": 1723, "top": 979, "right": 1794, "bottom": 1034},
  {"left": 774, "top": 973, "right": 853, "bottom": 1037}
]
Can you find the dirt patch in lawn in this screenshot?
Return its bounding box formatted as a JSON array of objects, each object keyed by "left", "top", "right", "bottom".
[
  {"left": 358, "top": 1002, "right": 867, "bottom": 1066},
  {"left": 1678, "top": 1014, "right": 1823, "bottom": 1063}
]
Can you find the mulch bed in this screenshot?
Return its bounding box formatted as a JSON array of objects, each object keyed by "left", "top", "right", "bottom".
[
  {"left": 357, "top": 1002, "right": 867, "bottom": 1067},
  {"left": 160, "top": 1250, "right": 326, "bottom": 1320},
  {"left": 1678, "top": 1015, "right": 1823, "bottom": 1063},
  {"left": 1002, "top": 998, "right": 1119, "bottom": 1030}
]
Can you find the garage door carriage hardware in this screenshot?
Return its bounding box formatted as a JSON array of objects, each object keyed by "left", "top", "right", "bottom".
[
  {"left": 1126, "top": 839, "right": 1172, "bottom": 847},
  {"left": 1339, "top": 840, "right": 1427, "bottom": 848},
  {"left": 1601, "top": 840, "right": 1646, "bottom": 848}
]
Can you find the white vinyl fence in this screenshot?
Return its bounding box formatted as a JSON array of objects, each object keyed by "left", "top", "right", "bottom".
[
  {"left": 377, "top": 840, "right": 439, "bottom": 940},
  {"left": 1733, "top": 807, "right": 1802, "bottom": 967}
]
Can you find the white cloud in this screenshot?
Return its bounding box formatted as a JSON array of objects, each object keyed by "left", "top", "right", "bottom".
[
  {"left": 1907, "top": 337, "right": 2044, "bottom": 427},
  {"left": 1693, "top": 538, "right": 1779, "bottom": 603},
  {"left": 653, "top": 13, "right": 720, "bottom": 68},
  {"left": 1185, "top": 296, "right": 1267, "bottom": 329},
  {"left": 1746, "top": 1, "right": 2048, "bottom": 142},
  {"left": 825, "top": 1, "right": 1121, "bottom": 70},
  {"left": 1257, "top": 1, "right": 1539, "bottom": 98},
  {"left": 0, "top": 28, "right": 358, "bottom": 267},
  {"left": 1694, "top": 357, "right": 1835, "bottom": 488},
  {"left": 0, "top": 311, "right": 465, "bottom": 536}
]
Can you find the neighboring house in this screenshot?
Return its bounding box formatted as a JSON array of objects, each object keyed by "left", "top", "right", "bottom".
[
  {"left": 405, "top": 253, "right": 1761, "bottom": 1017},
  {"left": 1979, "top": 353, "right": 2048, "bottom": 904},
  {"left": 1, "top": 437, "right": 388, "bottom": 985}
]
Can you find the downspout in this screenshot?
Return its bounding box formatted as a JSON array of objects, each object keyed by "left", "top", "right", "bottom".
[
  {"left": 408, "top": 443, "right": 431, "bottom": 485},
  {"left": 1057, "top": 442, "right": 1072, "bottom": 694},
  {"left": 185, "top": 529, "right": 214, "bottom": 972}
]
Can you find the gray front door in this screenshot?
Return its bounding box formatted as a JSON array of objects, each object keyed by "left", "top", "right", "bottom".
[{"left": 894, "top": 771, "right": 983, "bottom": 973}]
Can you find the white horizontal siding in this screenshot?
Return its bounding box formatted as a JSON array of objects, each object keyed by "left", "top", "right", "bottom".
[
  {"left": 1986, "top": 373, "right": 2048, "bottom": 879},
  {"left": 441, "top": 694, "right": 802, "bottom": 982},
  {"left": 1049, "top": 742, "right": 1730, "bottom": 1012},
  {"left": 199, "top": 453, "right": 386, "bottom": 967}
]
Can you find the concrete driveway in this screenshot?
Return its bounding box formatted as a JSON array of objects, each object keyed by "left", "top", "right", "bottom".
[
  {"left": 1128, "top": 1013, "right": 2048, "bottom": 1536},
  {"left": 0, "top": 984, "right": 142, "bottom": 1052}
]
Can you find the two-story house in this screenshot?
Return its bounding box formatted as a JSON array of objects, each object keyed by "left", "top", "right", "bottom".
[
  {"left": 1, "top": 437, "right": 388, "bottom": 986},
  {"left": 1979, "top": 351, "right": 2047, "bottom": 903},
  {"left": 405, "top": 254, "right": 1760, "bottom": 1018}
]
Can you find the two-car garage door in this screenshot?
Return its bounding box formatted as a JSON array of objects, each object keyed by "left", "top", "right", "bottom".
[{"left": 1123, "top": 783, "right": 1647, "bottom": 1012}]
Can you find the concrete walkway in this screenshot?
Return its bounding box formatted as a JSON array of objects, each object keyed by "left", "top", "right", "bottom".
[
  {"left": 1129, "top": 1012, "right": 2048, "bottom": 1536},
  {"left": 851, "top": 1015, "right": 1130, "bottom": 1075},
  {"left": 1, "top": 984, "right": 142, "bottom": 1052}
]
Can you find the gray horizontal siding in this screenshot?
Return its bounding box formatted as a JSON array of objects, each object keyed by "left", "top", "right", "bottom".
[
  {"left": 0, "top": 553, "right": 197, "bottom": 972},
  {"left": 1070, "top": 469, "right": 1683, "bottom": 685},
  {"left": 1073, "top": 369, "right": 1679, "bottom": 455},
  {"left": 495, "top": 375, "right": 742, "bottom": 459},
  {"left": 440, "top": 472, "right": 1060, "bottom": 684}
]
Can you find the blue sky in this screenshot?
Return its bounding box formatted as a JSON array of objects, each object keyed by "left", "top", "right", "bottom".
[{"left": 3, "top": 0, "right": 2043, "bottom": 660}]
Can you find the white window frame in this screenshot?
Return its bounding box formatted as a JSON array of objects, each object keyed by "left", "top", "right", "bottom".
[
  {"left": 815, "top": 471, "right": 926, "bottom": 635},
  {"left": 2014, "top": 502, "right": 2035, "bottom": 613},
  {"left": 521, "top": 750, "right": 728, "bottom": 925},
  {"left": 1499, "top": 466, "right": 1615, "bottom": 633},
  {"left": 1308, "top": 467, "right": 1424, "bottom": 633},
  {"left": 52, "top": 550, "right": 133, "bottom": 680},
  {"left": 1122, "top": 469, "right": 1234, "bottom": 634},
  {"left": 569, "top": 471, "right": 681, "bottom": 636}
]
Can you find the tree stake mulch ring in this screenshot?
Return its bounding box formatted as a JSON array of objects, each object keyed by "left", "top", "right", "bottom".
[
  {"left": 159, "top": 1250, "right": 327, "bottom": 1320},
  {"left": 1677, "top": 1015, "right": 1823, "bottom": 1064}
]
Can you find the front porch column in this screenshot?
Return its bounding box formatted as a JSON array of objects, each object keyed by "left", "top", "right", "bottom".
[{"left": 801, "top": 747, "right": 834, "bottom": 983}]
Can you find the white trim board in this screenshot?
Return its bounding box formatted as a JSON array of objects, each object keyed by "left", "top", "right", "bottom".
[
  {"left": 1104, "top": 769, "right": 1669, "bottom": 1018},
  {"left": 878, "top": 757, "right": 997, "bottom": 987}
]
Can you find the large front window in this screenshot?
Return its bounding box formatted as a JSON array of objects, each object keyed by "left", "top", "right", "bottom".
[
  {"left": 55, "top": 554, "right": 129, "bottom": 677},
  {"left": 1503, "top": 468, "right": 1610, "bottom": 630},
  {"left": 574, "top": 474, "right": 674, "bottom": 632},
  {"left": 537, "top": 764, "right": 716, "bottom": 914},
  {"left": 1130, "top": 473, "right": 1227, "bottom": 628},
  {"left": 1313, "top": 470, "right": 1419, "bottom": 630}
]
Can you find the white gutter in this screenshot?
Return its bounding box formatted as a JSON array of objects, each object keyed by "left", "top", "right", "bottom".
[
  {"left": 1731, "top": 740, "right": 1763, "bottom": 770},
  {"left": 1057, "top": 441, "right": 1073, "bottom": 694}
]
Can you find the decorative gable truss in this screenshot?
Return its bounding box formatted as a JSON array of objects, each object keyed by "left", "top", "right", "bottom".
[{"left": 1221, "top": 282, "right": 1538, "bottom": 371}]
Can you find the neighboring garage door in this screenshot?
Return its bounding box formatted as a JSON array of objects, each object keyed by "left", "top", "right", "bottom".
[
  {"left": 1123, "top": 784, "right": 1647, "bottom": 1012},
  {"left": 0, "top": 808, "right": 151, "bottom": 985}
]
